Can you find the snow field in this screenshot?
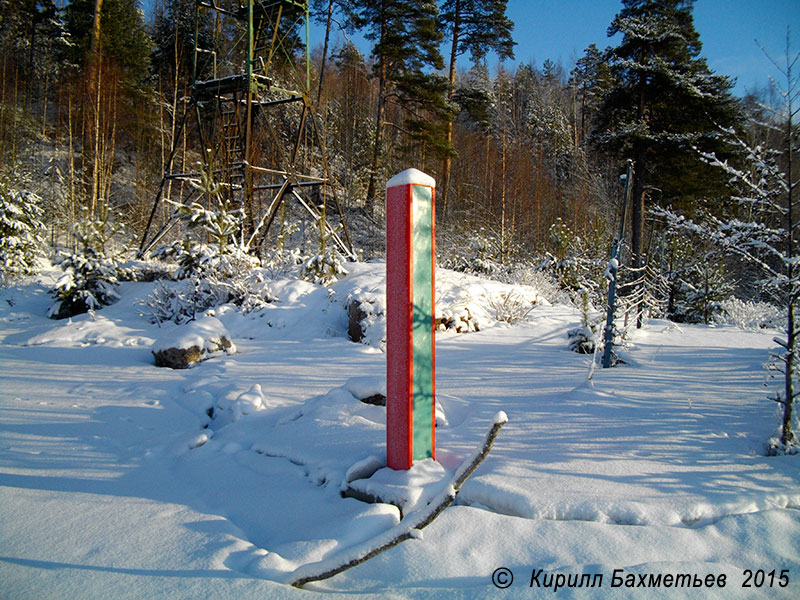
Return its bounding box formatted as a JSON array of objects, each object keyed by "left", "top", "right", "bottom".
[{"left": 1, "top": 262, "right": 798, "bottom": 598}]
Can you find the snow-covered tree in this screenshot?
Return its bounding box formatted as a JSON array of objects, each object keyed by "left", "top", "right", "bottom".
[
  {"left": 571, "top": 43, "right": 614, "bottom": 145},
  {"left": 153, "top": 163, "right": 259, "bottom": 280},
  {"left": 568, "top": 289, "right": 604, "bottom": 355},
  {"left": 0, "top": 176, "right": 47, "bottom": 285},
  {"left": 301, "top": 215, "right": 349, "bottom": 286},
  {"left": 657, "top": 34, "right": 799, "bottom": 448},
  {"left": 593, "top": 0, "right": 741, "bottom": 326},
  {"left": 672, "top": 260, "right": 733, "bottom": 324},
  {"left": 541, "top": 218, "right": 607, "bottom": 304},
  {"left": 48, "top": 211, "right": 125, "bottom": 319},
  {"left": 654, "top": 231, "right": 733, "bottom": 323}
]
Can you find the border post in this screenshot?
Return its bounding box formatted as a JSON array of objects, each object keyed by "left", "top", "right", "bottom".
[{"left": 386, "top": 169, "right": 436, "bottom": 470}]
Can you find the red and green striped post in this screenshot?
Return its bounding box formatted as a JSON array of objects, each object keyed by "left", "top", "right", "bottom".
[{"left": 386, "top": 169, "right": 436, "bottom": 470}]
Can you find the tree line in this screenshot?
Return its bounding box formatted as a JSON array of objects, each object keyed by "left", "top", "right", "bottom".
[{"left": 0, "top": 0, "right": 794, "bottom": 304}]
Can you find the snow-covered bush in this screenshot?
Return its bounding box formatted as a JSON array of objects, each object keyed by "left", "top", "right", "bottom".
[
  {"left": 138, "top": 280, "right": 219, "bottom": 325},
  {"left": 261, "top": 218, "right": 349, "bottom": 286},
  {"left": 539, "top": 218, "right": 608, "bottom": 306},
  {"left": 302, "top": 245, "right": 348, "bottom": 286},
  {"left": 116, "top": 260, "right": 172, "bottom": 283},
  {"left": 486, "top": 290, "right": 535, "bottom": 324},
  {"left": 438, "top": 226, "right": 576, "bottom": 309},
  {"left": 152, "top": 239, "right": 260, "bottom": 280},
  {"left": 715, "top": 298, "right": 784, "bottom": 330},
  {"left": 301, "top": 217, "right": 349, "bottom": 286},
  {"left": 508, "top": 264, "right": 570, "bottom": 306},
  {"left": 0, "top": 176, "right": 46, "bottom": 284},
  {"left": 48, "top": 213, "right": 126, "bottom": 319},
  {"left": 438, "top": 226, "right": 509, "bottom": 278},
  {"left": 138, "top": 274, "right": 276, "bottom": 325},
  {"left": 261, "top": 218, "right": 305, "bottom": 277},
  {"left": 262, "top": 244, "right": 305, "bottom": 278}
]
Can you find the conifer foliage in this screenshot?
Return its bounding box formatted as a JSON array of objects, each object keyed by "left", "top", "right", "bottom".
[
  {"left": 355, "top": 0, "right": 449, "bottom": 209},
  {"left": 438, "top": 0, "right": 515, "bottom": 211},
  {"left": 48, "top": 211, "right": 125, "bottom": 319},
  {"left": 593, "top": 0, "right": 740, "bottom": 325},
  {"left": 0, "top": 176, "right": 47, "bottom": 285}
]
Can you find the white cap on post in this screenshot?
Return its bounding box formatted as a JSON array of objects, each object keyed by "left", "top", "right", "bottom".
[{"left": 387, "top": 168, "right": 436, "bottom": 189}]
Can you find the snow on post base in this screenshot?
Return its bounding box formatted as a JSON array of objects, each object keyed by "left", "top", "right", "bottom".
[{"left": 290, "top": 412, "right": 507, "bottom": 588}]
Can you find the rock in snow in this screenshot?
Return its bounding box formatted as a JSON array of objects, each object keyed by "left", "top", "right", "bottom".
[{"left": 152, "top": 316, "right": 236, "bottom": 368}]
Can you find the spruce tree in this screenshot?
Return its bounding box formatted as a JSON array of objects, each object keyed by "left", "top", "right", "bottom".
[
  {"left": 0, "top": 0, "right": 62, "bottom": 102},
  {"left": 592, "top": 0, "right": 740, "bottom": 325},
  {"left": 152, "top": 0, "right": 206, "bottom": 86},
  {"left": 0, "top": 176, "right": 46, "bottom": 284},
  {"left": 64, "top": 0, "right": 151, "bottom": 89}
]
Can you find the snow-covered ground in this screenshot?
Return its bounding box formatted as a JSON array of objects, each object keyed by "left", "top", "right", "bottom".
[{"left": 1, "top": 262, "right": 798, "bottom": 599}]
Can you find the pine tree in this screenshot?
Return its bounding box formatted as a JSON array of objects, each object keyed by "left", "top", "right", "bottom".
[
  {"left": 570, "top": 44, "right": 614, "bottom": 145},
  {"left": 311, "top": 0, "right": 359, "bottom": 105},
  {"left": 453, "top": 63, "right": 494, "bottom": 131},
  {"left": 355, "top": 0, "right": 447, "bottom": 212},
  {"left": 592, "top": 0, "right": 740, "bottom": 326},
  {"left": 438, "top": 0, "right": 515, "bottom": 216}
]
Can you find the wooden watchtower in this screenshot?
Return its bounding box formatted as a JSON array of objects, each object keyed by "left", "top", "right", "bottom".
[{"left": 138, "top": 0, "right": 353, "bottom": 258}]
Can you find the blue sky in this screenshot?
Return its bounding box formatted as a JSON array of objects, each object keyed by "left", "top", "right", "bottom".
[
  {"left": 309, "top": 0, "right": 799, "bottom": 97},
  {"left": 498, "top": 0, "right": 800, "bottom": 96},
  {"left": 143, "top": 1, "right": 799, "bottom": 97}
]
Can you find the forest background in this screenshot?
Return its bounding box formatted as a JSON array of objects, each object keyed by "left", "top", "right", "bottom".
[{"left": 0, "top": 0, "right": 797, "bottom": 393}]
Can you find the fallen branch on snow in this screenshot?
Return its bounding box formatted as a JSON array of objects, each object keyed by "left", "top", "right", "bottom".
[{"left": 289, "top": 411, "right": 509, "bottom": 588}]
